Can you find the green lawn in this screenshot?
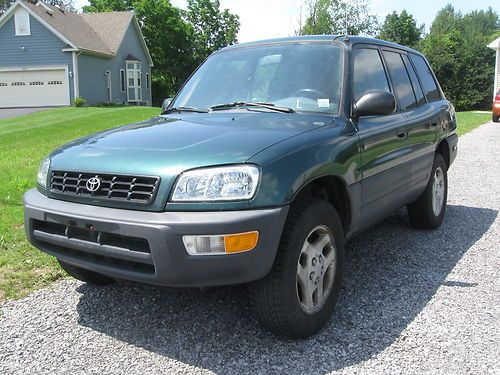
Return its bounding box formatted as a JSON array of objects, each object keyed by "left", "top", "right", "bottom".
[
  {"left": 455, "top": 112, "right": 492, "bottom": 136},
  {"left": 0, "top": 108, "right": 491, "bottom": 301},
  {"left": 0, "top": 107, "right": 159, "bottom": 300}
]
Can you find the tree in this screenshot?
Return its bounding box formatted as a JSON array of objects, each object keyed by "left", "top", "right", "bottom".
[
  {"left": 186, "top": 0, "right": 240, "bottom": 63},
  {"left": 82, "top": 0, "right": 133, "bottom": 12},
  {"left": 300, "top": 0, "right": 333, "bottom": 35},
  {"left": 132, "top": 0, "right": 196, "bottom": 101},
  {"left": 0, "top": 0, "right": 13, "bottom": 15},
  {"left": 418, "top": 6, "right": 499, "bottom": 110},
  {"left": 300, "top": 0, "right": 379, "bottom": 36},
  {"left": 378, "top": 10, "right": 423, "bottom": 48}
]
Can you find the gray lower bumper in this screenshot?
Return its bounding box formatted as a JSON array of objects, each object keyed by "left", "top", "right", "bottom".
[{"left": 24, "top": 189, "right": 289, "bottom": 287}]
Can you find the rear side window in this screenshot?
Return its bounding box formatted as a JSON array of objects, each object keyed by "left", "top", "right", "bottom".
[
  {"left": 410, "top": 53, "right": 441, "bottom": 102},
  {"left": 353, "top": 48, "right": 390, "bottom": 101},
  {"left": 383, "top": 51, "right": 417, "bottom": 111},
  {"left": 402, "top": 54, "right": 426, "bottom": 106}
]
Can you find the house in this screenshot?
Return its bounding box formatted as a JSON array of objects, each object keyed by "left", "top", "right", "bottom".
[
  {"left": 0, "top": 0, "right": 153, "bottom": 108},
  {"left": 488, "top": 36, "right": 500, "bottom": 100}
]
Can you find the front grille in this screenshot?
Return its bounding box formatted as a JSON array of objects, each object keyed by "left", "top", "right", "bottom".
[
  {"left": 50, "top": 171, "right": 160, "bottom": 204},
  {"left": 32, "top": 219, "right": 155, "bottom": 275}
]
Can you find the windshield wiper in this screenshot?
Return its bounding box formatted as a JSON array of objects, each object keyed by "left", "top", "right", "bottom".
[
  {"left": 162, "top": 106, "right": 208, "bottom": 114},
  {"left": 209, "top": 101, "right": 295, "bottom": 114}
]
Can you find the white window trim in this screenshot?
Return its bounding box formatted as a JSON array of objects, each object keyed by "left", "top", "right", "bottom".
[{"left": 14, "top": 8, "right": 30, "bottom": 36}]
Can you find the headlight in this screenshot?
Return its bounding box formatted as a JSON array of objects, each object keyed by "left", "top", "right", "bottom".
[
  {"left": 36, "top": 157, "right": 50, "bottom": 189},
  {"left": 172, "top": 165, "right": 260, "bottom": 202}
]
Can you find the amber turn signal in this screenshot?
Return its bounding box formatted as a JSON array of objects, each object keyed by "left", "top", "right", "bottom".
[{"left": 224, "top": 231, "right": 259, "bottom": 254}]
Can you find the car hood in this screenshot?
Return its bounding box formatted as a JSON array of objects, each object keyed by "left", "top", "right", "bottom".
[{"left": 48, "top": 111, "right": 333, "bottom": 210}]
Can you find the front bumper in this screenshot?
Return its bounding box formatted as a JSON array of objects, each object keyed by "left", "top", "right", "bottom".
[{"left": 24, "top": 189, "right": 288, "bottom": 287}]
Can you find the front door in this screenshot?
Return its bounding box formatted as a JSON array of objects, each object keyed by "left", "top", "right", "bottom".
[{"left": 126, "top": 62, "right": 142, "bottom": 103}]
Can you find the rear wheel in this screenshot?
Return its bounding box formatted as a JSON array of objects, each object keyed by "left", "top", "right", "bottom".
[
  {"left": 407, "top": 153, "right": 448, "bottom": 229},
  {"left": 493, "top": 114, "right": 499, "bottom": 123},
  {"left": 58, "top": 259, "right": 115, "bottom": 285},
  {"left": 250, "top": 199, "right": 345, "bottom": 339}
]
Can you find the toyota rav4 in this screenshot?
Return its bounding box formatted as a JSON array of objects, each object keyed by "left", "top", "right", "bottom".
[{"left": 24, "top": 36, "right": 458, "bottom": 338}]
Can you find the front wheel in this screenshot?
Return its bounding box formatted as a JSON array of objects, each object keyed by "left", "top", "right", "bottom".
[
  {"left": 249, "top": 199, "right": 345, "bottom": 339},
  {"left": 407, "top": 153, "right": 448, "bottom": 229},
  {"left": 493, "top": 114, "right": 499, "bottom": 123}
]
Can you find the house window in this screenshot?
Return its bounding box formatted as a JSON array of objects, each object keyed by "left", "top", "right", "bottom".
[
  {"left": 11, "top": 82, "right": 25, "bottom": 86},
  {"left": 0, "top": 83, "right": 7, "bottom": 87},
  {"left": 29, "top": 81, "right": 44, "bottom": 86},
  {"left": 126, "top": 61, "right": 142, "bottom": 102},
  {"left": 48, "top": 81, "right": 63, "bottom": 85},
  {"left": 15, "top": 8, "right": 31, "bottom": 36},
  {"left": 146, "top": 73, "right": 150, "bottom": 89},
  {"left": 105, "top": 70, "right": 112, "bottom": 102},
  {"left": 120, "top": 69, "right": 125, "bottom": 92}
]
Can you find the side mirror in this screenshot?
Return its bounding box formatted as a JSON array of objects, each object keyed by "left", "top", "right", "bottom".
[
  {"left": 353, "top": 91, "right": 395, "bottom": 118},
  {"left": 161, "top": 97, "right": 173, "bottom": 112}
]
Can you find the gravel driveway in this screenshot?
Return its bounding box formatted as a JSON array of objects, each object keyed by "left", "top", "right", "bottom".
[{"left": 1, "top": 122, "right": 498, "bottom": 375}]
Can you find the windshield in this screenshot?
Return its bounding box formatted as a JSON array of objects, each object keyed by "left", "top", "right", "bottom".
[{"left": 172, "top": 42, "right": 344, "bottom": 114}]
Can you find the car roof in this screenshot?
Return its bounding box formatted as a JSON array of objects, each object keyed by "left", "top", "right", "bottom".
[{"left": 221, "top": 35, "right": 421, "bottom": 55}]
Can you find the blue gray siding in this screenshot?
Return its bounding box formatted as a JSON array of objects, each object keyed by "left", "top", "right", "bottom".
[
  {"left": 78, "top": 22, "right": 152, "bottom": 105},
  {"left": 0, "top": 14, "right": 75, "bottom": 100}
]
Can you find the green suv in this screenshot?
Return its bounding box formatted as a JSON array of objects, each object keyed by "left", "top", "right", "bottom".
[{"left": 24, "top": 36, "right": 458, "bottom": 338}]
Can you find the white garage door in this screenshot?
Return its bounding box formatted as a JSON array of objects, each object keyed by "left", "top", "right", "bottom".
[{"left": 0, "top": 68, "right": 70, "bottom": 108}]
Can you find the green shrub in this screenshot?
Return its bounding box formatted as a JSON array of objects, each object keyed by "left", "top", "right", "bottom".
[
  {"left": 97, "top": 102, "right": 125, "bottom": 107},
  {"left": 72, "top": 97, "right": 86, "bottom": 107}
]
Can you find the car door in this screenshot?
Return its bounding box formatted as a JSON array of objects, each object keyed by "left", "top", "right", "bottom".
[
  {"left": 380, "top": 49, "right": 436, "bottom": 202},
  {"left": 407, "top": 52, "right": 452, "bottom": 189},
  {"left": 352, "top": 46, "right": 411, "bottom": 228}
]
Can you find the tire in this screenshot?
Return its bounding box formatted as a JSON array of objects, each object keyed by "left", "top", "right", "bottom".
[
  {"left": 493, "top": 114, "right": 499, "bottom": 123},
  {"left": 58, "top": 259, "right": 115, "bottom": 285},
  {"left": 249, "top": 199, "right": 345, "bottom": 339},
  {"left": 407, "top": 153, "right": 448, "bottom": 229}
]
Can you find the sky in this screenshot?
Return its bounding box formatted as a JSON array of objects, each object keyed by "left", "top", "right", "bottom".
[{"left": 74, "top": 0, "right": 499, "bottom": 43}]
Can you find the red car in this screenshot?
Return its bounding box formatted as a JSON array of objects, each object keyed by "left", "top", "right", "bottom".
[{"left": 493, "top": 90, "right": 500, "bottom": 122}]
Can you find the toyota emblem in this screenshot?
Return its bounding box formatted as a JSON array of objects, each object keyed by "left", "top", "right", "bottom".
[{"left": 86, "top": 177, "right": 101, "bottom": 192}]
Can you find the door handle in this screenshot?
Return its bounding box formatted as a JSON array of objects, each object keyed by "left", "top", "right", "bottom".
[
  {"left": 397, "top": 130, "right": 408, "bottom": 139},
  {"left": 430, "top": 122, "right": 438, "bottom": 127}
]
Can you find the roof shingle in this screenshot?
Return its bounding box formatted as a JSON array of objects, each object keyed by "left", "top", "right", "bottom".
[{"left": 22, "top": 0, "right": 134, "bottom": 56}]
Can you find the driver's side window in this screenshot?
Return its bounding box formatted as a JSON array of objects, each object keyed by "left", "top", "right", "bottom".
[{"left": 353, "top": 48, "right": 391, "bottom": 101}]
